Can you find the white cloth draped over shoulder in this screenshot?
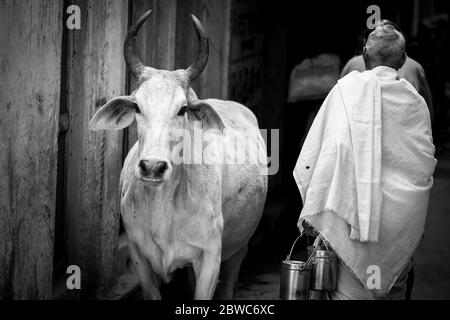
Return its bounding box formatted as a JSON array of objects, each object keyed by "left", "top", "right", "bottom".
[{"left": 294, "top": 66, "right": 436, "bottom": 297}]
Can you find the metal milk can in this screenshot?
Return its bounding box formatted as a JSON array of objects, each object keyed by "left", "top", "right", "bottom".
[
  {"left": 280, "top": 260, "right": 312, "bottom": 300},
  {"left": 307, "top": 240, "right": 337, "bottom": 291},
  {"left": 279, "top": 235, "right": 312, "bottom": 300}
]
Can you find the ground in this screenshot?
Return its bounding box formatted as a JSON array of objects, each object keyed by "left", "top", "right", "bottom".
[
  {"left": 413, "top": 149, "right": 450, "bottom": 299},
  {"left": 236, "top": 149, "right": 450, "bottom": 300}
]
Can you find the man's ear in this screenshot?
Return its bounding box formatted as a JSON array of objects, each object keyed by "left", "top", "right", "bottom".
[
  {"left": 362, "top": 47, "right": 370, "bottom": 69},
  {"left": 187, "top": 101, "right": 225, "bottom": 132},
  {"left": 397, "top": 52, "right": 407, "bottom": 70},
  {"left": 89, "top": 96, "right": 137, "bottom": 131}
]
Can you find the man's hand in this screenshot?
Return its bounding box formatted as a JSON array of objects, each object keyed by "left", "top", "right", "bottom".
[{"left": 302, "top": 220, "right": 318, "bottom": 237}]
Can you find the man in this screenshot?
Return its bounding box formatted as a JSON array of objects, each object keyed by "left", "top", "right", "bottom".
[
  {"left": 294, "top": 25, "right": 436, "bottom": 299},
  {"left": 341, "top": 20, "right": 434, "bottom": 122},
  {"left": 342, "top": 20, "right": 434, "bottom": 299}
]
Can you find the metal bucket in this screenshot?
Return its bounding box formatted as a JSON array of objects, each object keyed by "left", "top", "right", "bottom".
[
  {"left": 280, "top": 234, "right": 312, "bottom": 300},
  {"left": 307, "top": 245, "right": 337, "bottom": 291},
  {"left": 280, "top": 260, "right": 311, "bottom": 300}
]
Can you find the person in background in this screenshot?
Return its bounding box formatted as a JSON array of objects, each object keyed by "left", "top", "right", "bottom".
[
  {"left": 340, "top": 20, "right": 434, "bottom": 122},
  {"left": 294, "top": 25, "right": 436, "bottom": 300}
]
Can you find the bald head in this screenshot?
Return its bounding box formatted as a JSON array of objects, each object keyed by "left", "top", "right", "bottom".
[{"left": 363, "top": 25, "right": 407, "bottom": 70}]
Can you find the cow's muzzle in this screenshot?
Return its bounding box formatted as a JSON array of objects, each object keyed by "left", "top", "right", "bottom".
[{"left": 137, "top": 158, "right": 171, "bottom": 183}]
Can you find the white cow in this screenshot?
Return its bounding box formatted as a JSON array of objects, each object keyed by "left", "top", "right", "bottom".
[{"left": 89, "top": 11, "right": 267, "bottom": 300}]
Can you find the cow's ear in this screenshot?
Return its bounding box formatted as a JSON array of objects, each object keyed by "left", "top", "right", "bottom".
[
  {"left": 187, "top": 101, "right": 225, "bottom": 132},
  {"left": 89, "top": 96, "right": 137, "bottom": 131}
]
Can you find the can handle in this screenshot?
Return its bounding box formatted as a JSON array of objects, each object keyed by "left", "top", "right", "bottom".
[
  {"left": 287, "top": 232, "right": 334, "bottom": 267},
  {"left": 286, "top": 232, "right": 317, "bottom": 265},
  {"left": 286, "top": 232, "right": 303, "bottom": 260}
]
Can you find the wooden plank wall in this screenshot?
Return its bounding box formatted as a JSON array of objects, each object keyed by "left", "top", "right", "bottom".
[
  {"left": 0, "top": 0, "right": 63, "bottom": 299},
  {"left": 175, "top": 0, "right": 231, "bottom": 100},
  {"left": 64, "top": 0, "right": 128, "bottom": 298}
]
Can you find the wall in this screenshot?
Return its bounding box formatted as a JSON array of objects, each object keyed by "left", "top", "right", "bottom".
[
  {"left": 175, "top": 0, "right": 231, "bottom": 100},
  {"left": 0, "top": 0, "right": 63, "bottom": 299},
  {"left": 63, "top": 0, "right": 128, "bottom": 298}
]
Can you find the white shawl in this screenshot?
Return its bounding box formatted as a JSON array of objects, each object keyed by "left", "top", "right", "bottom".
[{"left": 294, "top": 67, "right": 436, "bottom": 297}]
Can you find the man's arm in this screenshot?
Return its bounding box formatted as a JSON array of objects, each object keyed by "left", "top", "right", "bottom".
[{"left": 417, "top": 66, "right": 434, "bottom": 123}]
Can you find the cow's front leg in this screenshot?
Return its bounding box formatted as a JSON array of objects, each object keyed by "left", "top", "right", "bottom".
[
  {"left": 192, "top": 246, "right": 221, "bottom": 300},
  {"left": 129, "top": 241, "right": 162, "bottom": 300}
]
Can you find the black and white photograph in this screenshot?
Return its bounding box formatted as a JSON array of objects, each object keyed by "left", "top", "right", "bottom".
[{"left": 0, "top": 0, "right": 449, "bottom": 315}]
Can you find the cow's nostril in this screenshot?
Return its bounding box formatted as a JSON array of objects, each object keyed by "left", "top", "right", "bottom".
[
  {"left": 154, "top": 161, "right": 168, "bottom": 177},
  {"left": 138, "top": 160, "right": 149, "bottom": 175}
]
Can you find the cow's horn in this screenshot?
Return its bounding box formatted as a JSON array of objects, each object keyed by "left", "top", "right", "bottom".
[
  {"left": 124, "top": 10, "right": 152, "bottom": 78},
  {"left": 185, "top": 15, "right": 209, "bottom": 84}
]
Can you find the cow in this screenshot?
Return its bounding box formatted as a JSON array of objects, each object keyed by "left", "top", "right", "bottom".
[{"left": 89, "top": 10, "right": 267, "bottom": 300}]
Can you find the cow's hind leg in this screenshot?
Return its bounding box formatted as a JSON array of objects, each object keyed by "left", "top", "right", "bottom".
[
  {"left": 214, "top": 246, "right": 248, "bottom": 300},
  {"left": 129, "top": 242, "right": 162, "bottom": 300}
]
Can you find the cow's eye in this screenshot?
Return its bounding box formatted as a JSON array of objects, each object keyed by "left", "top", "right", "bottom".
[
  {"left": 177, "top": 105, "right": 188, "bottom": 117},
  {"left": 133, "top": 103, "right": 141, "bottom": 114}
]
